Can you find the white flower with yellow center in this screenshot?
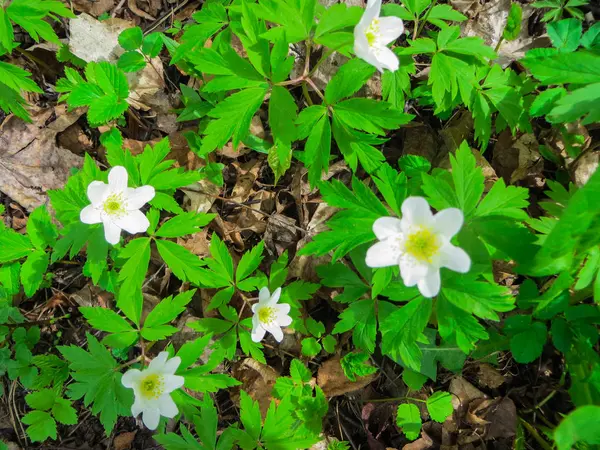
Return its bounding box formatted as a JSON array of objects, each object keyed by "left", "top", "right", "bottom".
[
  {"left": 251, "top": 287, "right": 292, "bottom": 343},
  {"left": 121, "top": 352, "right": 184, "bottom": 430},
  {"left": 80, "top": 166, "right": 155, "bottom": 245},
  {"left": 354, "top": 0, "right": 404, "bottom": 72},
  {"left": 366, "top": 197, "right": 471, "bottom": 298}
]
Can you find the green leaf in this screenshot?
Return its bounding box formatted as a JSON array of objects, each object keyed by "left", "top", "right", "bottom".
[
  {"left": 0, "top": 61, "right": 43, "bottom": 94},
  {"left": 547, "top": 18, "right": 582, "bottom": 52},
  {"left": 396, "top": 403, "right": 421, "bottom": 441},
  {"left": 80, "top": 307, "right": 135, "bottom": 334},
  {"left": 475, "top": 178, "right": 529, "bottom": 220},
  {"left": 184, "top": 372, "right": 241, "bottom": 393},
  {"left": 372, "top": 163, "right": 407, "bottom": 217},
  {"left": 548, "top": 82, "right": 600, "bottom": 125},
  {"left": 340, "top": 352, "right": 377, "bottom": 382},
  {"left": 25, "top": 388, "right": 56, "bottom": 411},
  {"left": 502, "top": 3, "right": 522, "bottom": 41},
  {"left": 324, "top": 58, "right": 376, "bottom": 105},
  {"left": 426, "top": 391, "right": 453, "bottom": 423},
  {"left": 27, "top": 206, "right": 58, "bottom": 250},
  {"left": 117, "top": 237, "right": 151, "bottom": 324},
  {"left": 201, "top": 86, "right": 268, "bottom": 154},
  {"left": 21, "top": 250, "right": 48, "bottom": 297},
  {"left": 269, "top": 85, "right": 297, "bottom": 145},
  {"left": 322, "top": 334, "right": 337, "bottom": 353},
  {"left": 554, "top": 405, "right": 600, "bottom": 450},
  {"left": 530, "top": 87, "right": 566, "bottom": 117},
  {"left": 428, "top": 4, "right": 467, "bottom": 28},
  {"left": 240, "top": 390, "right": 262, "bottom": 441},
  {"left": 52, "top": 398, "right": 78, "bottom": 425},
  {"left": 236, "top": 241, "right": 264, "bottom": 282},
  {"left": 144, "top": 290, "right": 195, "bottom": 329},
  {"left": 118, "top": 51, "right": 146, "bottom": 72},
  {"left": 118, "top": 27, "right": 143, "bottom": 50},
  {"left": 522, "top": 50, "right": 600, "bottom": 85},
  {"left": 22, "top": 410, "right": 56, "bottom": 443},
  {"left": 267, "top": 141, "right": 292, "bottom": 184},
  {"left": 451, "top": 141, "right": 485, "bottom": 218},
  {"left": 176, "top": 335, "right": 213, "bottom": 371},
  {"left": 142, "top": 32, "right": 164, "bottom": 57},
  {"left": 7, "top": 0, "right": 74, "bottom": 44},
  {"left": 0, "top": 228, "right": 33, "bottom": 263},
  {"left": 156, "top": 240, "right": 205, "bottom": 284},
  {"left": 156, "top": 212, "right": 215, "bottom": 238},
  {"left": 304, "top": 113, "right": 331, "bottom": 188},
  {"left": 301, "top": 337, "right": 321, "bottom": 357},
  {"left": 334, "top": 98, "right": 413, "bottom": 135},
  {"left": 505, "top": 316, "right": 547, "bottom": 363},
  {"left": 398, "top": 155, "right": 431, "bottom": 177},
  {"left": 580, "top": 22, "right": 600, "bottom": 50}
]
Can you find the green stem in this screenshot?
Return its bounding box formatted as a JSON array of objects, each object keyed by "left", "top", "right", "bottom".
[
  {"left": 494, "top": 37, "right": 504, "bottom": 54},
  {"left": 519, "top": 417, "right": 553, "bottom": 450},
  {"left": 301, "top": 82, "right": 314, "bottom": 106},
  {"left": 366, "top": 396, "right": 426, "bottom": 404},
  {"left": 414, "top": 0, "right": 439, "bottom": 40}
]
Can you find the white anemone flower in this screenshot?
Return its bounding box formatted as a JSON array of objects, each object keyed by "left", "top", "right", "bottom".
[
  {"left": 365, "top": 197, "right": 471, "bottom": 298},
  {"left": 80, "top": 166, "right": 155, "bottom": 245},
  {"left": 354, "top": 0, "right": 404, "bottom": 72},
  {"left": 251, "top": 287, "right": 292, "bottom": 343},
  {"left": 122, "top": 352, "right": 184, "bottom": 430}
]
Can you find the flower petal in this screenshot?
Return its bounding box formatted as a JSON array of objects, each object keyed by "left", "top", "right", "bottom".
[
  {"left": 439, "top": 244, "right": 471, "bottom": 273},
  {"left": 399, "top": 257, "right": 429, "bottom": 287},
  {"left": 267, "top": 287, "right": 282, "bottom": 305},
  {"left": 126, "top": 185, "right": 155, "bottom": 210},
  {"left": 121, "top": 369, "right": 142, "bottom": 388},
  {"left": 277, "top": 303, "right": 291, "bottom": 316},
  {"left": 251, "top": 324, "right": 266, "bottom": 343},
  {"left": 162, "top": 356, "right": 181, "bottom": 375},
  {"left": 277, "top": 314, "right": 292, "bottom": 327},
  {"left": 131, "top": 398, "right": 144, "bottom": 417},
  {"left": 87, "top": 181, "right": 108, "bottom": 205},
  {"left": 163, "top": 374, "right": 185, "bottom": 393},
  {"left": 114, "top": 210, "right": 150, "bottom": 234},
  {"left": 376, "top": 46, "right": 400, "bottom": 72},
  {"left": 158, "top": 394, "right": 179, "bottom": 418},
  {"left": 258, "top": 286, "right": 271, "bottom": 303},
  {"left": 366, "top": 240, "right": 401, "bottom": 268},
  {"left": 364, "top": 0, "right": 381, "bottom": 22},
  {"left": 354, "top": 34, "right": 384, "bottom": 72},
  {"left": 433, "top": 208, "right": 464, "bottom": 239},
  {"left": 378, "top": 16, "right": 404, "bottom": 45},
  {"left": 417, "top": 269, "right": 441, "bottom": 298},
  {"left": 148, "top": 352, "right": 169, "bottom": 371},
  {"left": 108, "top": 166, "right": 128, "bottom": 192},
  {"left": 373, "top": 216, "right": 403, "bottom": 240},
  {"left": 80, "top": 205, "right": 101, "bottom": 224},
  {"left": 401, "top": 197, "right": 433, "bottom": 227},
  {"left": 266, "top": 324, "right": 284, "bottom": 342},
  {"left": 142, "top": 407, "right": 161, "bottom": 430},
  {"left": 102, "top": 219, "right": 122, "bottom": 245}
]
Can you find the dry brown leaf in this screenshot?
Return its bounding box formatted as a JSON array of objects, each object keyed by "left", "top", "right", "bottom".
[
  {"left": 492, "top": 132, "right": 543, "bottom": 185},
  {"left": 402, "top": 430, "right": 433, "bottom": 450},
  {"left": 128, "top": 0, "right": 156, "bottom": 20},
  {"left": 317, "top": 357, "right": 377, "bottom": 397},
  {"left": 571, "top": 151, "right": 599, "bottom": 187},
  {"left": 57, "top": 122, "right": 95, "bottom": 155},
  {"left": 182, "top": 179, "right": 219, "bottom": 213},
  {"left": 0, "top": 107, "right": 84, "bottom": 211},
  {"left": 113, "top": 431, "right": 137, "bottom": 450},
  {"left": 233, "top": 358, "right": 279, "bottom": 417},
  {"left": 219, "top": 116, "right": 264, "bottom": 158},
  {"left": 403, "top": 124, "right": 439, "bottom": 162},
  {"left": 485, "top": 397, "right": 517, "bottom": 439},
  {"left": 71, "top": 0, "right": 114, "bottom": 17},
  {"left": 449, "top": 376, "right": 486, "bottom": 412}
]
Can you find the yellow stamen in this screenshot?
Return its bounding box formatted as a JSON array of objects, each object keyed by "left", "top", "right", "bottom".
[
  {"left": 103, "top": 193, "right": 125, "bottom": 216},
  {"left": 365, "top": 18, "right": 380, "bottom": 47},
  {"left": 140, "top": 374, "right": 164, "bottom": 400},
  {"left": 404, "top": 228, "right": 440, "bottom": 263},
  {"left": 258, "top": 306, "right": 276, "bottom": 325}
]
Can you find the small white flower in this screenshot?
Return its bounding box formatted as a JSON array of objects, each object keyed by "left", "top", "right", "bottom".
[
  {"left": 365, "top": 197, "right": 471, "bottom": 298},
  {"left": 354, "top": 0, "right": 404, "bottom": 72},
  {"left": 80, "top": 166, "right": 155, "bottom": 245},
  {"left": 121, "top": 352, "right": 184, "bottom": 430},
  {"left": 251, "top": 287, "right": 292, "bottom": 343}
]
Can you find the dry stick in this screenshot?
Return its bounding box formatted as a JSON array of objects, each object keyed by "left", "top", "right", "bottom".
[
  {"left": 519, "top": 417, "right": 553, "bottom": 450},
  {"left": 144, "top": 0, "right": 192, "bottom": 34},
  {"left": 111, "top": 0, "right": 127, "bottom": 17}
]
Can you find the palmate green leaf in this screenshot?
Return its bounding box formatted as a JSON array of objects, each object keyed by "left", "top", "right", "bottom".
[
  {"left": 382, "top": 53, "right": 416, "bottom": 109},
  {"left": 554, "top": 405, "right": 600, "bottom": 450},
  {"left": 321, "top": 177, "right": 388, "bottom": 217},
  {"left": 324, "top": 58, "right": 376, "bottom": 105},
  {"left": 156, "top": 240, "right": 205, "bottom": 284},
  {"left": 6, "top": 0, "right": 74, "bottom": 45},
  {"left": 0, "top": 61, "right": 43, "bottom": 95},
  {"left": 304, "top": 113, "right": 332, "bottom": 188},
  {"left": 522, "top": 49, "right": 600, "bottom": 85},
  {"left": 372, "top": 163, "right": 408, "bottom": 217},
  {"left": 80, "top": 306, "right": 135, "bottom": 334},
  {"left": 22, "top": 410, "right": 56, "bottom": 443},
  {"left": 118, "top": 27, "right": 143, "bottom": 51},
  {"left": 580, "top": 21, "right": 600, "bottom": 50},
  {"left": 474, "top": 178, "right": 529, "bottom": 220},
  {"left": 155, "top": 212, "right": 215, "bottom": 238},
  {"left": 0, "top": 81, "right": 30, "bottom": 121},
  {"left": 436, "top": 295, "right": 488, "bottom": 354},
  {"left": 396, "top": 403, "right": 422, "bottom": 441},
  {"left": 51, "top": 398, "right": 78, "bottom": 425},
  {"left": 236, "top": 241, "right": 264, "bottom": 282},
  {"left": 58, "top": 334, "right": 132, "bottom": 435},
  {"left": 117, "top": 237, "right": 151, "bottom": 325},
  {"left": 144, "top": 290, "right": 195, "bottom": 329},
  {"left": 118, "top": 51, "right": 146, "bottom": 72},
  {"left": 340, "top": 352, "right": 377, "bottom": 382},
  {"left": 255, "top": 0, "right": 316, "bottom": 43},
  {"left": 184, "top": 371, "right": 241, "bottom": 393},
  {"left": 380, "top": 297, "right": 432, "bottom": 371},
  {"left": 0, "top": 228, "right": 34, "bottom": 263},
  {"left": 427, "top": 4, "right": 467, "bottom": 27},
  {"left": 332, "top": 299, "right": 377, "bottom": 352},
  {"left": 25, "top": 388, "right": 56, "bottom": 411},
  {"left": 502, "top": 3, "right": 522, "bottom": 41},
  {"left": 315, "top": 3, "right": 362, "bottom": 40},
  {"left": 450, "top": 141, "right": 484, "bottom": 218},
  {"left": 530, "top": 87, "right": 566, "bottom": 117},
  {"left": 269, "top": 85, "right": 297, "bottom": 145},
  {"left": 200, "top": 86, "right": 268, "bottom": 155},
  {"left": 21, "top": 250, "right": 49, "bottom": 297},
  {"left": 547, "top": 82, "right": 600, "bottom": 124},
  {"left": 547, "top": 18, "right": 582, "bottom": 52},
  {"left": 426, "top": 391, "right": 453, "bottom": 423},
  {"left": 27, "top": 206, "right": 58, "bottom": 250},
  {"left": 333, "top": 98, "right": 414, "bottom": 135}
]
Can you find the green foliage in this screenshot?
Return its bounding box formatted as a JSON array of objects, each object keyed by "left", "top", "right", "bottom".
[
  {"left": 553, "top": 405, "right": 600, "bottom": 450},
  {"left": 396, "top": 403, "right": 422, "bottom": 441},
  {"left": 340, "top": 352, "right": 378, "bottom": 381}
]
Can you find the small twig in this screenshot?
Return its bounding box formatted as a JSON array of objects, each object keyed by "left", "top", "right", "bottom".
[
  {"left": 116, "top": 355, "right": 144, "bottom": 371},
  {"left": 519, "top": 417, "right": 553, "bottom": 450},
  {"left": 305, "top": 77, "right": 326, "bottom": 102},
  {"left": 365, "top": 396, "right": 426, "bottom": 403},
  {"left": 111, "top": 0, "right": 127, "bottom": 17}
]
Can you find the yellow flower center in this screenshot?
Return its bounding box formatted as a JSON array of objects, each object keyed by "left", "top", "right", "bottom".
[
  {"left": 258, "top": 306, "right": 276, "bottom": 325},
  {"left": 103, "top": 193, "right": 126, "bottom": 216},
  {"left": 140, "top": 373, "right": 164, "bottom": 400},
  {"left": 365, "top": 18, "right": 380, "bottom": 47},
  {"left": 404, "top": 227, "right": 440, "bottom": 263}
]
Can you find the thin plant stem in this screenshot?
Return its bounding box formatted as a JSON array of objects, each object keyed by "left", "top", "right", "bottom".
[
  {"left": 519, "top": 417, "right": 553, "bottom": 450},
  {"left": 414, "top": 0, "right": 439, "bottom": 40}
]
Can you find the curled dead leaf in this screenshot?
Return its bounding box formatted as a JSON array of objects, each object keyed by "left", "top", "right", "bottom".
[
  {"left": 232, "top": 358, "right": 279, "bottom": 417},
  {"left": 317, "top": 357, "right": 377, "bottom": 397}
]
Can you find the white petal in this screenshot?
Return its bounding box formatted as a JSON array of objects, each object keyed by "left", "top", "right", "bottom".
[
  {"left": 277, "top": 303, "right": 290, "bottom": 316},
  {"left": 102, "top": 219, "right": 122, "bottom": 245},
  {"left": 354, "top": 34, "right": 384, "bottom": 72},
  {"left": 80, "top": 205, "right": 101, "bottom": 224},
  {"left": 122, "top": 369, "right": 142, "bottom": 388},
  {"left": 268, "top": 287, "right": 282, "bottom": 305},
  {"left": 87, "top": 181, "right": 108, "bottom": 205},
  {"left": 399, "top": 257, "right": 429, "bottom": 287},
  {"left": 433, "top": 208, "right": 464, "bottom": 239},
  {"left": 162, "top": 374, "right": 185, "bottom": 393},
  {"left": 277, "top": 314, "right": 292, "bottom": 327},
  {"left": 251, "top": 303, "right": 259, "bottom": 313},
  {"left": 366, "top": 240, "right": 401, "bottom": 268},
  {"left": 158, "top": 394, "right": 179, "bottom": 418},
  {"left": 373, "top": 217, "right": 403, "bottom": 240},
  {"left": 417, "top": 269, "right": 441, "bottom": 298},
  {"left": 148, "top": 352, "right": 169, "bottom": 371},
  {"left": 142, "top": 407, "right": 161, "bottom": 430},
  {"left": 114, "top": 210, "right": 150, "bottom": 234},
  {"left": 131, "top": 398, "right": 145, "bottom": 417},
  {"left": 162, "top": 356, "right": 181, "bottom": 375},
  {"left": 251, "top": 325, "right": 266, "bottom": 343},
  {"left": 364, "top": 0, "right": 381, "bottom": 22},
  {"left": 127, "top": 185, "right": 155, "bottom": 210},
  {"left": 401, "top": 197, "right": 433, "bottom": 227},
  {"left": 266, "top": 324, "right": 284, "bottom": 342},
  {"left": 108, "top": 166, "right": 129, "bottom": 192},
  {"left": 439, "top": 244, "right": 471, "bottom": 273},
  {"left": 258, "top": 287, "right": 271, "bottom": 303},
  {"left": 378, "top": 17, "right": 404, "bottom": 45},
  {"left": 376, "top": 46, "right": 399, "bottom": 72}
]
